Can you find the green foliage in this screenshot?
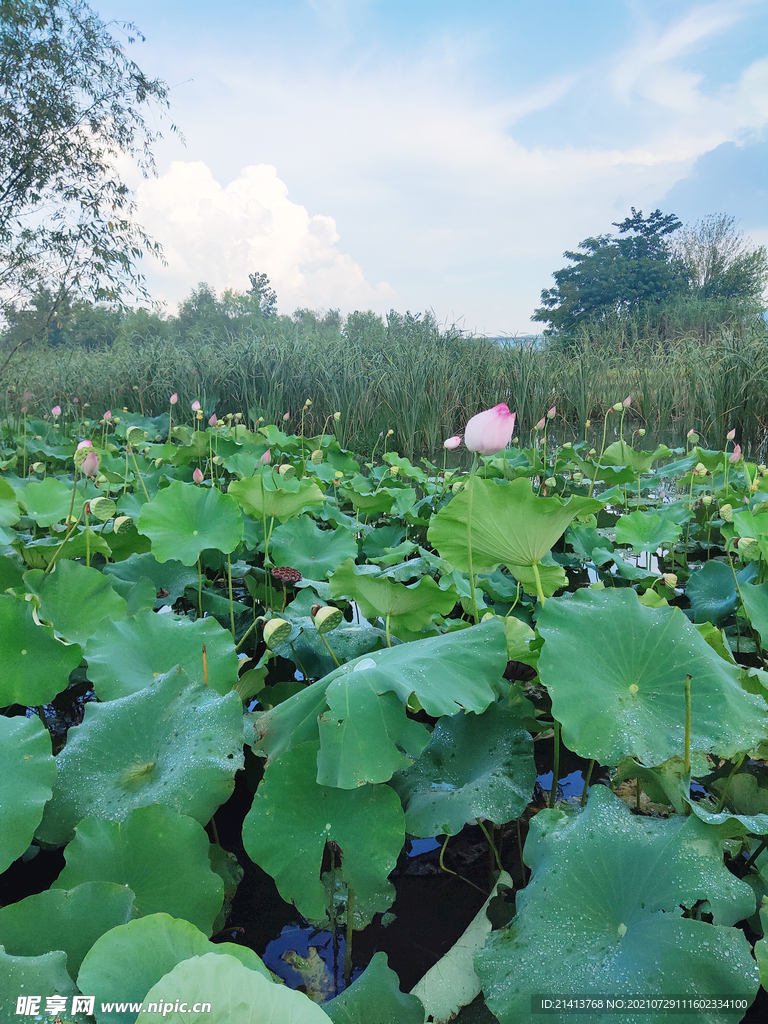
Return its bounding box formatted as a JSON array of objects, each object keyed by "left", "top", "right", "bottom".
[
  {"left": 324, "top": 952, "right": 425, "bottom": 1024},
  {"left": 137, "top": 480, "right": 244, "bottom": 565},
  {"left": 0, "top": 593, "right": 82, "bottom": 705},
  {"left": 0, "top": 715, "right": 57, "bottom": 872}
]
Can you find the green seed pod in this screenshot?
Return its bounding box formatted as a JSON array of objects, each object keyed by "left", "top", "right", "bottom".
[
  {"left": 89, "top": 496, "right": 117, "bottom": 522},
  {"left": 263, "top": 617, "right": 292, "bottom": 649},
  {"left": 30, "top": 462, "right": 45, "bottom": 473},
  {"left": 701, "top": 495, "right": 713, "bottom": 506},
  {"left": 451, "top": 480, "right": 464, "bottom": 494},
  {"left": 313, "top": 606, "right": 343, "bottom": 634},
  {"left": 544, "top": 477, "right": 557, "bottom": 488},
  {"left": 737, "top": 537, "right": 760, "bottom": 561},
  {"left": 112, "top": 515, "right": 134, "bottom": 535},
  {"left": 126, "top": 425, "right": 146, "bottom": 447},
  {"left": 277, "top": 464, "right": 296, "bottom": 480},
  {"left": 310, "top": 449, "right": 324, "bottom": 465},
  {"left": 720, "top": 503, "right": 733, "bottom": 522}
]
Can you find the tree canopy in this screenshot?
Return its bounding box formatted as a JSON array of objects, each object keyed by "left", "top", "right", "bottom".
[
  {"left": 673, "top": 214, "right": 768, "bottom": 302},
  {"left": 0, "top": 1, "right": 176, "bottom": 344}
]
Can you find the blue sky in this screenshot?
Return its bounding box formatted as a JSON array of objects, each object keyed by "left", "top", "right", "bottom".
[{"left": 97, "top": 0, "right": 768, "bottom": 333}]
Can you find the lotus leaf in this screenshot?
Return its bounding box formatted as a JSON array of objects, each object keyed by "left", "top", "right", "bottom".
[
  {"left": 0, "top": 551, "right": 25, "bottom": 590},
  {"left": 137, "top": 480, "right": 243, "bottom": 565},
  {"left": 475, "top": 787, "right": 759, "bottom": 1024},
  {"left": 85, "top": 608, "right": 238, "bottom": 699},
  {"left": 78, "top": 917, "right": 271, "bottom": 1024},
  {"left": 740, "top": 581, "right": 768, "bottom": 649},
  {"left": 330, "top": 558, "right": 457, "bottom": 635},
  {"left": 0, "top": 477, "right": 19, "bottom": 543},
  {"left": 19, "top": 476, "right": 83, "bottom": 526},
  {"left": 324, "top": 952, "right": 424, "bottom": 1023},
  {"left": 0, "top": 949, "right": 76, "bottom": 1018},
  {"left": 537, "top": 588, "right": 768, "bottom": 765},
  {"left": 600, "top": 441, "right": 673, "bottom": 475},
  {"left": 686, "top": 560, "right": 757, "bottom": 625},
  {"left": 270, "top": 515, "right": 357, "bottom": 578},
  {"left": 103, "top": 551, "right": 198, "bottom": 607},
  {"left": 391, "top": 702, "right": 535, "bottom": 837},
  {"left": 228, "top": 471, "right": 324, "bottom": 522},
  {"left": 271, "top": 616, "right": 387, "bottom": 681},
  {"left": 0, "top": 881, "right": 135, "bottom": 976},
  {"left": 428, "top": 476, "right": 602, "bottom": 573},
  {"left": 134, "top": 952, "right": 327, "bottom": 1024},
  {"left": 0, "top": 593, "right": 83, "bottom": 706},
  {"left": 614, "top": 510, "right": 682, "bottom": 554},
  {"left": 54, "top": 805, "right": 224, "bottom": 935},
  {"left": 36, "top": 666, "right": 244, "bottom": 845},
  {"left": 24, "top": 560, "right": 127, "bottom": 644},
  {"left": 242, "top": 741, "right": 404, "bottom": 926},
  {"left": 0, "top": 714, "right": 57, "bottom": 872}
]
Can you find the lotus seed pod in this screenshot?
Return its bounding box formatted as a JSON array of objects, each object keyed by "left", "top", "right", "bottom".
[
  {"left": 112, "top": 515, "right": 134, "bottom": 535},
  {"left": 562, "top": 441, "right": 572, "bottom": 449},
  {"left": 334, "top": 470, "right": 344, "bottom": 480},
  {"left": 154, "top": 458, "right": 164, "bottom": 468},
  {"left": 73, "top": 444, "right": 93, "bottom": 470},
  {"left": 544, "top": 477, "right": 557, "bottom": 488},
  {"left": 738, "top": 537, "right": 760, "bottom": 560},
  {"left": 313, "top": 605, "right": 344, "bottom": 634},
  {"left": 695, "top": 463, "right": 707, "bottom": 476},
  {"left": 612, "top": 402, "right": 623, "bottom": 412},
  {"left": 720, "top": 503, "right": 733, "bottom": 522},
  {"left": 30, "top": 462, "right": 45, "bottom": 473},
  {"left": 637, "top": 428, "right": 646, "bottom": 437},
  {"left": 310, "top": 449, "right": 324, "bottom": 465},
  {"left": 481, "top": 611, "right": 496, "bottom": 623},
  {"left": 89, "top": 497, "right": 117, "bottom": 522},
  {"left": 213, "top": 455, "right": 224, "bottom": 465},
  {"left": 687, "top": 431, "right": 699, "bottom": 444},
  {"left": 589, "top": 448, "right": 597, "bottom": 457},
  {"left": 278, "top": 463, "right": 296, "bottom": 480},
  {"left": 333, "top": 412, "right": 341, "bottom": 421},
  {"left": 451, "top": 480, "right": 464, "bottom": 494},
  {"left": 572, "top": 471, "right": 583, "bottom": 483},
  {"left": 585, "top": 420, "right": 591, "bottom": 428},
  {"left": 263, "top": 618, "right": 292, "bottom": 649},
  {"left": 126, "top": 425, "right": 146, "bottom": 446},
  {"left": 389, "top": 465, "right": 399, "bottom": 476},
  {"left": 701, "top": 495, "right": 713, "bottom": 506},
  {"left": 662, "top": 573, "right": 678, "bottom": 589}
]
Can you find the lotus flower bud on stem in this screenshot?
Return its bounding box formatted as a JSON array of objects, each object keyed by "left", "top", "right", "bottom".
[
  {"left": 103, "top": 410, "right": 112, "bottom": 421},
  {"left": 82, "top": 451, "right": 99, "bottom": 478},
  {"left": 259, "top": 450, "right": 271, "bottom": 465},
  {"left": 191, "top": 400, "right": 201, "bottom": 411},
  {"left": 547, "top": 405, "right": 556, "bottom": 420},
  {"left": 726, "top": 428, "right": 735, "bottom": 441},
  {"left": 208, "top": 414, "right": 217, "bottom": 427},
  {"left": 623, "top": 395, "right": 632, "bottom": 408},
  {"left": 51, "top": 405, "right": 61, "bottom": 416},
  {"left": 464, "top": 403, "right": 516, "bottom": 456},
  {"left": 729, "top": 445, "right": 742, "bottom": 463},
  {"left": 283, "top": 412, "right": 290, "bottom": 421},
  {"left": 193, "top": 467, "right": 204, "bottom": 484},
  {"left": 170, "top": 393, "right": 178, "bottom": 405},
  {"left": 443, "top": 435, "right": 462, "bottom": 450},
  {"left": 77, "top": 439, "right": 93, "bottom": 450},
  {"left": 535, "top": 417, "right": 545, "bottom": 431}
]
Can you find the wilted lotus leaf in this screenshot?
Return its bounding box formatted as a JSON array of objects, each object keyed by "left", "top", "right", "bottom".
[
  {"left": 270, "top": 515, "right": 357, "bottom": 578},
  {"left": 0, "top": 881, "right": 135, "bottom": 976},
  {"left": 0, "top": 715, "right": 57, "bottom": 873},
  {"left": 242, "top": 741, "right": 404, "bottom": 926},
  {"left": 36, "top": 666, "right": 244, "bottom": 845},
  {"left": 85, "top": 607, "right": 238, "bottom": 699},
  {"left": 537, "top": 588, "right": 768, "bottom": 766},
  {"left": 475, "top": 787, "right": 759, "bottom": 1024},
  {"left": 24, "top": 559, "right": 127, "bottom": 644},
  {"left": 54, "top": 805, "right": 224, "bottom": 935},
  {"left": 614, "top": 510, "right": 682, "bottom": 554},
  {"left": 0, "top": 594, "right": 83, "bottom": 706},
  {"left": 137, "top": 480, "right": 243, "bottom": 564},
  {"left": 78, "top": 916, "right": 271, "bottom": 1024}
]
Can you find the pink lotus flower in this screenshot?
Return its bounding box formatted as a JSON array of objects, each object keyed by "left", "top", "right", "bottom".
[
  {"left": 103, "top": 410, "right": 112, "bottom": 421},
  {"left": 547, "top": 405, "right": 556, "bottom": 420},
  {"left": 193, "top": 467, "right": 204, "bottom": 484},
  {"left": 51, "top": 405, "right": 61, "bottom": 417},
  {"left": 464, "top": 403, "right": 517, "bottom": 456},
  {"left": 443, "top": 435, "right": 462, "bottom": 450},
  {"left": 623, "top": 395, "right": 631, "bottom": 408},
  {"left": 729, "top": 444, "right": 742, "bottom": 464},
  {"left": 726, "top": 428, "right": 736, "bottom": 441},
  {"left": 208, "top": 413, "right": 217, "bottom": 427},
  {"left": 191, "top": 400, "right": 201, "bottom": 412},
  {"left": 77, "top": 439, "right": 93, "bottom": 450},
  {"left": 260, "top": 450, "right": 271, "bottom": 465},
  {"left": 170, "top": 393, "right": 178, "bottom": 405},
  {"left": 82, "top": 451, "right": 99, "bottom": 478}
]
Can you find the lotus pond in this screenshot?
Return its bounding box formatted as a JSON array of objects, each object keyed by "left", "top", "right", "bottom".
[{"left": 2, "top": 406, "right": 768, "bottom": 1024}]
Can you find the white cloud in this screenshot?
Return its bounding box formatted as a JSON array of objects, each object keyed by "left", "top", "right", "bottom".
[{"left": 135, "top": 160, "right": 396, "bottom": 312}]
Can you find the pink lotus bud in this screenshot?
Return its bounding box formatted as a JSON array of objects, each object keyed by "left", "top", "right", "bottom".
[
  {"left": 464, "top": 403, "right": 517, "bottom": 456},
  {"left": 547, "top": 406, "right": 556, "bottom": 420},
  {"left": 726, "top": 429, "right": 736, "bottom": 441},
  {"left": 103, "top": 409, "right": 112, "bottom": 421},
  {"left": 443, "top": 435, "right": 462, "bottom": 450},
  {"left": 170, "top": 393, "right": 178, "bottom": 405},
  {"left": 729, "top": 444, "right": 742, "bottom": 464},
  {"left": 73, "top": 397, "right": 78, "bottom": 404},
  {"left": 193, "top": 467, "right": 204, "bottom": 484},
  {"left": 191, "top": 400, "right": 201, "bottom": 412},
  {"left": 283, "top": 412, "right": 290, "bottom": 421},
  {"left": 82, "top": 451, "right": 99, "bottom": 478},
  {"left": 535, "top": 417, "right": 546, "bottom": 431},
  {"left": 687, "top": 429, "right": 696, "bottom": 437},
  {"left": 623, "top": 395, "right": 631, "bottom": 408},
  {"left": 51, "top": 405, "right": 61, "bottom": 416},
  {"left": 208, "top": 413, "right": 217, "bottom": 427},
  {"left": 260, "top": 450, "right": 271, "bottom": 465},
  {"left": 77, "top": 439, "right": 93, "bottom": 450}
]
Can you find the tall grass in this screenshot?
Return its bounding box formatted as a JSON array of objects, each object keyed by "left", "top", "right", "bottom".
[{"left": 3, "top": 307, "right": 767, "bottom": 458}]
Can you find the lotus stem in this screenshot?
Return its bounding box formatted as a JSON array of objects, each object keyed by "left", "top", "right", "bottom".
[
  {"left": 531, "top": 560, "right": 546, "bottom": 606},
  {"left": 202, "top": 643, "right": 208, "bottom": 685},
  {"left": 466, "top": 452, "right": 480, "bottom": 624},
  {"left": 129, "top": 444, "right": 150, "bottom": 502},
  {"left": 550, "top": 720, "right": 561, "bottom": 808},
  {"left": 227, "top": 553, "right": 235, "bottom": 639},
  {"left": 343, "top": 887, "right": 355, "bottom": 987},
  {"left": 683, "top": 674, "right": 692, "bottom": 814},
  {"left": 715, "top": 754, "right": 744, "bottom": 814},
  {"left": 581, "top": 760, "right": 595, "bottom": 807},
  {"left": 197, "top": 557, "right": 203, "bottom": 619},
  {"left": 478, "top": 819, "right": 503, "bottom": 875}
]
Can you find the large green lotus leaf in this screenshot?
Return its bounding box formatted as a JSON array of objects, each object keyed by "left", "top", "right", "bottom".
[
  {"left": 19, "top": 476, "right": 84, "bottom": 526},
  {"left": 270, "top": 516, "right": 357, "bottom": 578},
  {"left": 601, "top": 441, "right": 673, "bottom": 475},
  {"left": 0, "top": 594, "right": 83, "bottom": 706},
  {"left": 740, "top": 581, "right": 768, "bottom": 649},
  {"left": 614, "top": 510, "right": 682, "bottom": 554},
  {"left": 537, "top": 588, "right": 768, "bottom": 766},
  {"left": 0, "top": 949, "right": 76, "bottom": 1018},
  {"left": 0, "top": 714, "right": 57, "bottom": 872},
  {"left": 135, "top": 952, "right": 327, "bottom": 1024},
  {"left": 508, "top": 559, "right": 568, "bottom": 598},
  {"left": 0, "top": 882, "right": 135, "bottom": 977},
  {"left": 85, "top": 608, "right": 238, "bottom": 700},
  {"left": 78, "top": 917, "right": 271, "bottom": 1024},
  {"left": 0, "top": 476, "right": 20, "bottom": 533},
  {"left": 253, "top": 618, "right": 507, "bottom": 769},
  {"left": 271, "top": 617, "right": 387, "bottom": 680},
  {"left": 54, "top": 806, "right": 223, "bottom": 935},
  {"left": 242, "top": 741, "right": 404, "bottom": 926},
  {"left": 0, "top": 551, "right": 25, "bottom": 591},
  {"left": 390, "top": 702, "right": 536, "bottom": 837},
  {"left": 24, "top": 560, "right": 127, "bottom": 644},
  {"left": 36, "top": 667, "right": 244, "bottom": 845},
  {"left": 330, "top": 558, "right": 457, "bottom": 634},
  {"left": 475, "top": 787, "right": 760, "bottom": 1024},
  {"left": 103, "top": 551, "right": 198, "bottom": 608},
  {"left": 686, "top": 560, "right": 757, "bottom": 625},
  {"left": 428, "top": 477, "right": 603, "bottom": 572},
  {"left": 324, "top": 952, "right": 424, "bottom": 1024},
  {"left": 228, "top": 471, "right": 325, "bottom": 523},
  {"left": 137, "top": 481, "right": 243, "bottom": 565}
]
